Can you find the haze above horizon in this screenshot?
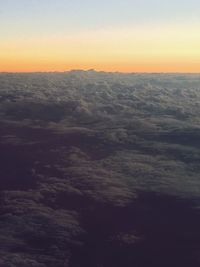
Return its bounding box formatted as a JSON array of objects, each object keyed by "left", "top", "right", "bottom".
[{"left": 0, "top": 0, "right": 200, "bottom": 73}]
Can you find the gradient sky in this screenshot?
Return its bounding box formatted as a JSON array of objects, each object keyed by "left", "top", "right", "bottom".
[{"left": 0, "top": 0, "right": 200, "bottom": 72}]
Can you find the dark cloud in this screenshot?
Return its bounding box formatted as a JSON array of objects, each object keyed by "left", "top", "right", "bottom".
[{"left": 0, "top": 71, "right": 200, "bottom": 266}]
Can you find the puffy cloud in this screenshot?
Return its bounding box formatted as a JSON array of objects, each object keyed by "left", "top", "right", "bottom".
[{"left": 0, "top": 71, "right": 200, "bottom": 266}]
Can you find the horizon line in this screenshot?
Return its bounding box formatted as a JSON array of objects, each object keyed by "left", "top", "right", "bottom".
[{"left": 0, "top": 69, "right": 200, "bottom": 75}]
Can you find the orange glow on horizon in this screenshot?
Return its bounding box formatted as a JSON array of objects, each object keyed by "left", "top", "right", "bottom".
[
  {"left": 1, "top": 25, "right": 200, "bottom": 73},
  {"left": 1, "top": 57, "right": 200, "bottom": 73},
  {"left": 1, "top": 61, "right": 200, "bottom": 73},
  {"left": 1, "top": 60, "right": 200, "bottom": 74}
]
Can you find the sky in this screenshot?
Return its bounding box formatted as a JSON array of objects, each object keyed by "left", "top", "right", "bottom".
[{"left": 0, "top": 0, "right": 200, "bottom": 72}]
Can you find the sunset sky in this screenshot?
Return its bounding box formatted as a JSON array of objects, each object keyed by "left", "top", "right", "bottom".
[{"left": 0, "top": 0, "right": 200, "bottom": 72}]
